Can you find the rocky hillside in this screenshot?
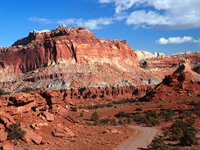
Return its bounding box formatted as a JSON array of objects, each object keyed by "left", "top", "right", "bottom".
[
  {"left": 142, "top": 61, "right": 200, "bottom": 102},
  {"left": 0, "top": 26, "right": 159, "bottom": 92},
  {"left": 139, "top": 52, "right": 200, "bottom": 79},
  {"left": 0, "top": 26, "right": 137, "bottom": 75}
]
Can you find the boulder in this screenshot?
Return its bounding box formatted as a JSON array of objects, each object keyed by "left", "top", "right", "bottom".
[
  {"left": 0, "top": 110, "right": 15, "bottom": 128},
  {"left": 30, "top": 122, "right": 49, "bottom": 130},
  {"left": 22, "top": 128, "right": 42, "bottom": 145},
  {"left": 41, "top": 111, "right": 54, "bottom": 122},
  {"left": 0, "top": 129, "right": 7, "bottom": 142},
  {"left": 52, "top": 124, "right": 75, "bottom": 138},
  {"left": 110, "top": 128, "right": 119, "bottom": 134},
  {"left": 1, "top": 142, "right": 15, "bottom": 150}
]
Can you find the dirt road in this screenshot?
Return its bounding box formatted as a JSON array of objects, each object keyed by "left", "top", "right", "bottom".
[{"left": 119, "top": 126, "right": 157, "bottom": 150}]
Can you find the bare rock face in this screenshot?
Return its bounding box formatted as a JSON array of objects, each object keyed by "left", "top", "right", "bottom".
[
  {"left": 0, "top": 26, "right": 151, "bottom": 92},
  {"left": 135, "top": 50, "right": 165, "bottom": 61},
  {"left": 0, "top": 27, "right": 138, "bottom": 75}
]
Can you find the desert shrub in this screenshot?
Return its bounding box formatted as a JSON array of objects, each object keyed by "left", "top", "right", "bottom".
[
  {"left": 159, "top": 109, "right": 174, "bottom": 121},
  {"left": 80, "top": 112, "right": 84, "bottom": 117},
  {"left": 133, "top": 113, "right": 145, "bottom": 124},
  {"left": 179, "top": 110, "right": 193, "bottom": 118},
  {"left": 148, "top": 137, "right": 174, "bottom": 150},
  {"left": 170, "top": 119, "right": 197, "bottom": 146},
  {"left": 7, "top": 123, "right": 26, "bottom": 140},
  {"left": 112, "top": 98, "right": 135, "bottom": 105},
  {"left": 0, "top": 89, "right": 10, "bottom": 95},
  {"left": 99, "top": 118, "right": 110, "bottom": 125},
  {"left": 193, "top": 103, "right": 200, "bottom": 116},
  {"left": 145, "top": 110, "right": 158, "bottom": 118},
  {"left": 145, "top": 116, "right": 160, "bottom": 126},
  {"left": 106, "top": 102, "right": 113, "bottom": 107},
  {"left": 180, "top": 127, "right": 197, "bottom": 146},
  {"left": 99, "top": 118, "right": 117, "bottom": 126},
  {"left": 144, "top": 110, "right": 160, "bottom": 126},
  {"left": 0, "top": 89, "right": 6, "bottom": 95},
  {"left": 71, "top": 107, "right": 78, "bottom": 112},
  {"left": 91, "top": 112, "right": 100, "bottom": 124},
  {"left": 19, "top": 87, "right": 34, "bottom": 93},
  {"left": 110, "top": 118, "right": 117, "bottom": 125},
  {"left": 115, "top": 111, "right": 129, "bottom": 118},
  {"left": 80, "top": 98, "right": 135, "bottom": 110}
]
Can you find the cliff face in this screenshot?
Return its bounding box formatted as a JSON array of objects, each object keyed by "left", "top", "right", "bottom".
[
  {"left": 0, "top": 26, "right": 151, "bottom": 92},
  {"left": 0, "top": 27, "right": 138, "bottom": 75}
]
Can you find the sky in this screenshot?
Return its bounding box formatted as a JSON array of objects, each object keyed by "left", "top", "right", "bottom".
[{"left": 0, "top": 0, "right": 200, "bottom": 55}]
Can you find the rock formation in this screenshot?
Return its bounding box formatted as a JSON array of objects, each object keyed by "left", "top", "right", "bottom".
[
  {"left": 135, "top": 50, "right": 165, "bottom": 61},
  {"left": 1, "top": 26, "right": 157, "bottom": 92},
  {"left": 0, "top": 26, "right": 138, "bottom": 75},
  {"left": 141, "top": 61, "right": 200, "bottom": 102}
]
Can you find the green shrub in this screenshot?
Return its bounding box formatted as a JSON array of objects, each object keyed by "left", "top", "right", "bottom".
[
  {"left": 145, "top": 110, "right": 158, "bottom": 119},
  {"left": 7, "top": 123, "right": 26, "bottom": 140},
  {"left": 71, "top": 107, "right": 78, "bottom": 112},
  {"left": 106, "top": 102, "right": 114, "bottom": 107},
  {"left": 133, "top": 113, "right": 146, "bottom": 124},
  {"left": 0, "top": 89, "right": 10, "bottom": 95},
  {"left": 180, "top": 127, "right": 197, "bottom": 146},
  {"left": 0, "top": 89, "right": 6, "bottom": 95},
  {"left": 19, "top": 87, "right": 34, "bottom": 93},
  {"left": 91, "top": 112, "right": 100, "bottom": 124},
  {"left": 115, "top": 111, "right": 129, "bottom": 118},
  {"left": 193, "top": 103, "right": 200, "bottom": 116},
  {"left": 170, "top": 119, "right": 197, "bottom": 146},
  {"left": 99, "top": 118, "right": 117, "bottom": 126},
  {"left": 144, "top": 110, "right": 160, "bottom": 126},
  {"left": 80, "top": 112, "right": 84, "bottom": 117},
  {"left": 148, "top": 137, "right": 174, "bottom": 150},
  {"left": 159, "top": 109, "right": 174, "bottom": 121}
]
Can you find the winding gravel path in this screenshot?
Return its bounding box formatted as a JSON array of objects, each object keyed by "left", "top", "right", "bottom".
[{"left": 119, "top": 126, "right": 157, "bottom": 150}]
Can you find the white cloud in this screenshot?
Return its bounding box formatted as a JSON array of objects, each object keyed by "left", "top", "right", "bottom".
[
  {"left": 29, "top": 17, "right": 113, "bottom": 30},
  {"left": 156, "top": 36, "right": 200, "bottom": 45},
  {"left": 98, "top": 0, "right": 200, "bottom": 29},
  {"left": 57, "top": 18, "right": 113, "bottom": 30},
  {"left": 193, "top": 39, "right": 200, "bottom": 45},
  {"left": 99, "top": 0, "right": 145, "bottom": 14},
  {"left": 29, "top": 0, "right": 200, "bottom": 30},
  {"left": 29, "top": 17, "right": 52, "bottom": 24},
  {"left": 126, "top": 10, "right": 170, "bottom": 26}
]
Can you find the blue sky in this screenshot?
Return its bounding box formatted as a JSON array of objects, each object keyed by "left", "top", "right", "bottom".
[{"left": 0, "top": 0, "right": 199, "bottom": 55}]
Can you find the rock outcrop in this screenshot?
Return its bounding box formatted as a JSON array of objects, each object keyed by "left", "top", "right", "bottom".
[
  {"left": 0, "top": 26, "right": 138, "bottom": 75},
  {"left": 135, "top": 50, "right": 165, "bottom": 61},
  {"left": 0, "top": 26, "right": 158, "bottom": 92},
  {"left": 141, "top": 61, "right": 200, "bottom": 102}
]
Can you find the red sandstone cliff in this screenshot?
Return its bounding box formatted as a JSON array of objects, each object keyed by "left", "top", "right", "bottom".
[
  {"left": 0, "top": 26, "right": 158, "bottom": 92},
  {"left": 0, "top": 26, "right": 138, "bottom": 75}
]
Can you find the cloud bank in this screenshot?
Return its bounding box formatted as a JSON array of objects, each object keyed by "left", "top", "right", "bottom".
[
  {"left": 156, "top": 36, "right": 200, "bottom": 45},
  {"left": 29, "top": 0, "right": 200, "bottom": 30},
  {"left": 99, "top": 0, "right": 200, "bottom": 29}
]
